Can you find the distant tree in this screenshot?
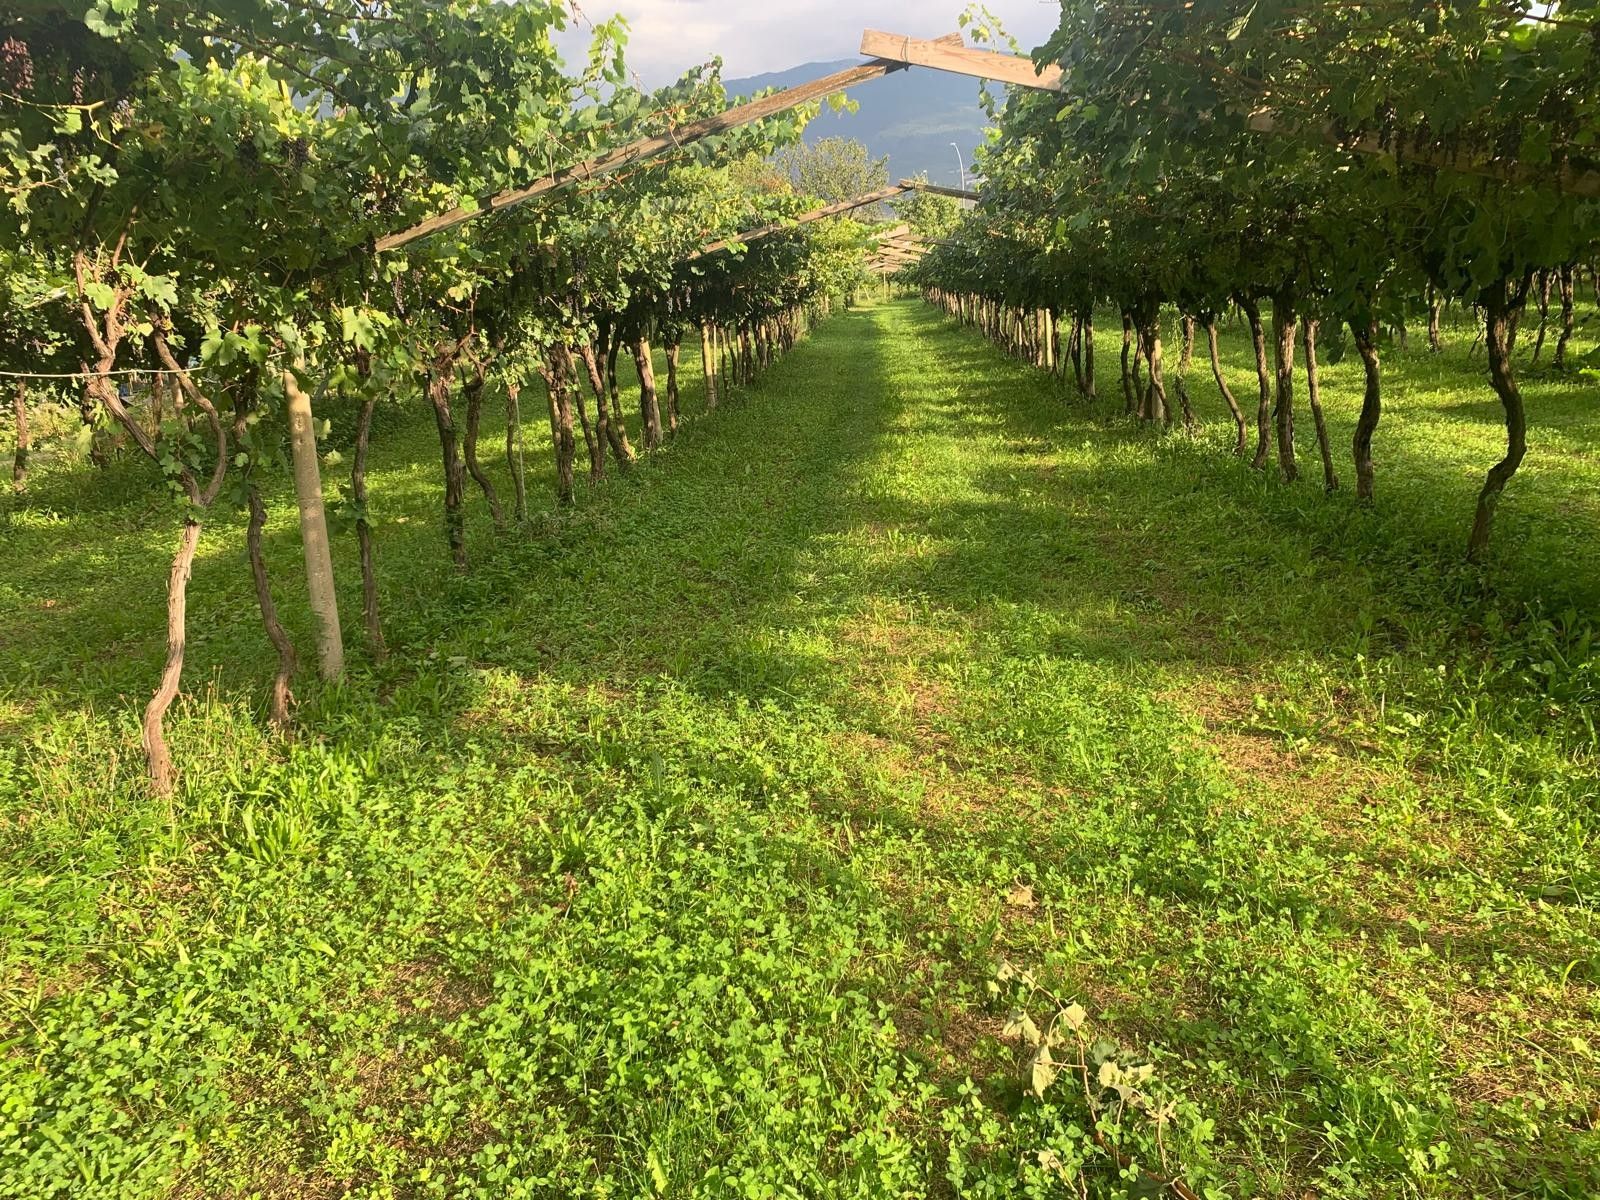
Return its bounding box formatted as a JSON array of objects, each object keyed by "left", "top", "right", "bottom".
[
  {"left": 891, "top": 177, "right": 961, "bottom": 242},
  {"left": 778, "top": 137, "right": 890, "bottom": 208}
]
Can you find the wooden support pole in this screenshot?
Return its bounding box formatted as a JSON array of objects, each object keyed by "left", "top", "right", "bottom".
[
  {"left": 283, "top": 364, "right": 344, "bottom": 681},
  {"left": 898, "top": 177, "right": 982, "bottom": 202}
]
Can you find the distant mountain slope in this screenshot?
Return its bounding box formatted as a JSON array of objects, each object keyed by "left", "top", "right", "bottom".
[{"left": 723, "top": 59, "right": 995, "bottom": 189}]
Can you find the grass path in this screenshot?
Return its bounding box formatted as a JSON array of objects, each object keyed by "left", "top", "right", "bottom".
[{"left": 2, "top": 300, "right": 1597, "bottom": 1198}]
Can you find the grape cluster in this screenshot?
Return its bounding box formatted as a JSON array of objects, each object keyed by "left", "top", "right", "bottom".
[
  {"left": 286, "top": 136, "right": 310, "bottom": 167},
  {"left": 0, "top": 37, "right": 34, "bottom": 96}
]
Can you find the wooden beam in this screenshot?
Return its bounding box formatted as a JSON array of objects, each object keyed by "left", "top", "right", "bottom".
[
  {"left": 898, "top": 178, "right": 981, "bottom": 202},
  {"left": 377, "top": 60, "right": 913, "bottom": 252},
  {"left": 861, "top": 29, "right": 1062, "bottom": 92},
  {"left": 688, "top": 185, "right": 909, "bottom": 259}
]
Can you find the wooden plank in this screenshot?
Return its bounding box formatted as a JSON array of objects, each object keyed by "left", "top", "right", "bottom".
[
  {"left": 688, "top": 185, "right": 909, "bottom": 259},
  {"left": 898, "top": 178, "right": 981, "bottom": 202},
  {"left": 861, "top": 30, "right": 1062, "bottom": 92},
  {"left": 377, "top": 60, "right": 911, "bottom": 253}
]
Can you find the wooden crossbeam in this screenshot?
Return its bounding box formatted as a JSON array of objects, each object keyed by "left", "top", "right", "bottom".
[
  {"left": 861, "top": 30, "right": 1062, "bottom": 92},
  {"left": 898, "top": 178, "right": 981, "bottom": 202},
  {"left": 688, "top": 185, "right": 909, "bottom": 259}
]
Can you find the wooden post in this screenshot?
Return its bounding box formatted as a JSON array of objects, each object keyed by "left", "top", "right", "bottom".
[
  {"left": 700, "top": 323, "right": 718, "bottom": 409},
  {"left": 283, "top": 363, "right": 344, "bottom": 681}
]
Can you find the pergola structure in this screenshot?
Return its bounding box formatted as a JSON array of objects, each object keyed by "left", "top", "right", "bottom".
[{"left": 374, "top": 25, "right": 1599, "bottom": 256}]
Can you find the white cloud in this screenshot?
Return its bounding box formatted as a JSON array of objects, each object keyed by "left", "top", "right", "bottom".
[{"left": 556, "top": 0, "right": 1060, "bottom": 88}]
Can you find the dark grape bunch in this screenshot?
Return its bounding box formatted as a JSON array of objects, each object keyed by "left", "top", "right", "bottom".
[{"left": 0, "top": 36, "right": 34, "bottom": 96}]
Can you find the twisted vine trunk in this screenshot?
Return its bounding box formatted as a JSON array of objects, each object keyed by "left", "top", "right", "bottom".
[
  {"left": 1082, "top": 312, "right": 1095, "bottom": 400},
  {"left": 353, "top": 389, "right": 386, "bottom": 658},
  {"left": 247, "top": 485, "right": 296, "bottom": 728},
  {"left": 1240, "top": 298, "right": 1273, "bottom": 471},
  {"left": 1349, "top": 315, "right": 1382, "bottom": 502},
  {"left": 1270, "top": 293, "right": 1298, "bottom": 482},
  {"left": 541, "top": 347, "right": 576, "bottom": 505},
  {"left": 1120, "top": 312, "right": 1135, "bottom": 414},
  {"left": 556, "top": 348, "right": 597, "bottom": 485},
  {"left": 604, "top": 329, "right": 637, "bottom": 461},
  {"left": 1205, "top": 317, "right": 1247, "bottom": 454},
  {"left": 1468, "top": 277, "right": 1532, "bottom": 561},
  {"left": 1301, "top": 319, "right": 1337, "bottom": 492},
  {"left": 144, "top": 517, "right": 202, "bottom": 796},
  {"left": 462, "top": 363, "right": 503, "bottom": 526},
  {"left": 664, "top": 336, "right": 681, "bottom": 437},
  {"left": 1179, "top": 315, "right": 1195, "bottom": 373},
  {"left": 504, "top": 382, "right": 528, "bottom": 521},
  {"left": 1552, "top": 264, "right": 1575, "bottom": 369},
  {"left": 1531, "top": 272, "right": 1552, "bottom": 364},
  {"left": 1138, "top": 315, "right": 1168, "bottom": 425},
  {"left": 426, "top": 356, "right": 469, "bottom": 571},
  {"left": 634, "top": 336, "right": 663, "bottom": 450},
  {"left": 577, "top": 342, "right": 618, "bottom": 473},
  {"left": 11, "top": 380, "right": 25, "bottom": 491},
  {"left": 1427, "top": 285, "right": 1443, "bottom": 353}
]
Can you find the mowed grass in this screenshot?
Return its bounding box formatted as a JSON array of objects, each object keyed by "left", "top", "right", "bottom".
[{"left": 1, "top": 298, "right": 1597, "bottom": 1198}]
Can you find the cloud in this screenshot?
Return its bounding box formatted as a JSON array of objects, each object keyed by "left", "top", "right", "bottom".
[{"left": 556, "top": 0, "right": 1060, "bottom": 88}]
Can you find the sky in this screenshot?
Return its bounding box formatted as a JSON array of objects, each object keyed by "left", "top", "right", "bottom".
[{"left": 555, "top": 1, "right": 1062, "bottom": 89}]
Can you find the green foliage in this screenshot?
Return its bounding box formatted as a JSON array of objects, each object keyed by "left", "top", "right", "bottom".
[{"left": 778, "top": 136, "right": 891, "bottom": 207}]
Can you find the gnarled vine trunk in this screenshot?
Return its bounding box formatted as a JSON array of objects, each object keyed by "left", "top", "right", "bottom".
[
  {"left": 1081, "top": 312, "right": 1095, "bottom": 400},
  {"left": 577, "top": 341, "right": 617, "bottom": 473},
  {"left": 461, "top": 362, "right": 504, "bottom": 526},
  {"left": 1205, "top": 317, "right": 1247, "bottom": 454},
  {"left": 540, "top": 347, "right": 576, "bottom": 505},
  {"left": 634, "top": 336, "right": 663, "bottom": 450},
  {"left": 1468, "top": 277, "right": 1532, "bottom": 561},
  {"left": 426, "top": 353, "right": 469, "bottom": 571},
  {"left": 1270, "top": 292, "right": 1298, "bottom": 482},
  {"left": 1120, "top": 312, "right": 1135, "bottom": 414},
  {"left": 1239, "top": 298, "right": 1273, "bottom": 471},
  {"left": 11, "top": 380, "right": 25, "bottom": 491},
  {"left": 664, "top": 335, "right": 681, "bottom": 437},
  {"left": 603, "top": 329, "right": 638, "bottom": 461},
  {"left": 1301, "top": 319, "right": 1337, "bottom": 492},
  {"left": 1552, "top": 263, "right": 1575, "bottom": 369},
  {"left": 504, "top": 382, "right": 527, "bottom": 522},
  {"left": 145, "top": 517, "right": 203, "bottom": 796},
  {"left": 1349, "top": 315, "right": 1382, "bottom": 502}
]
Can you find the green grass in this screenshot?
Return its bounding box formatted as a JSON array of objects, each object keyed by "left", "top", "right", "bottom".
[{"left": 1, "top": 299, "right": 1597, "bottom": 1198}]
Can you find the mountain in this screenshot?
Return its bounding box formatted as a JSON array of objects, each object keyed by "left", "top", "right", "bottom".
[{"left": 723, "top": 59, "right": 995, "bottom": 189}]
